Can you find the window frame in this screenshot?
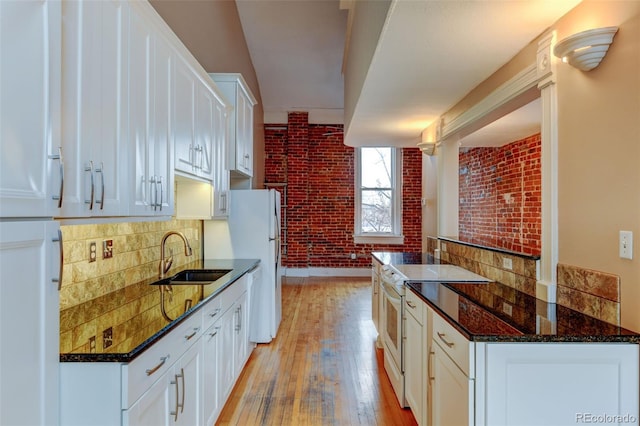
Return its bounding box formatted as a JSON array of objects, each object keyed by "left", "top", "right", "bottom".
[{"left": 354, "top": 147, "right": 404, "bottom": 245}]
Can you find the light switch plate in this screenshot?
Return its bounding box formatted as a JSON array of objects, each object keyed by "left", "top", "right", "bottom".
[{"left": 619, "top": 230, "right": 633, "bottom": 259}]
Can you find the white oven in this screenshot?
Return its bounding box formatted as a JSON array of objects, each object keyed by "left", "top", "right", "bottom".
[{"left": 380, "top": 265, "right": 408, "bottom": 408}]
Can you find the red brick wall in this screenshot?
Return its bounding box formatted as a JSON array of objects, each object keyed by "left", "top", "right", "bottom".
[
  {"left": 264, "top": 112, "right": 422, "bottom": 268},
  {"left": 458, "top": 134, "right": 541, "bottom": 255}
]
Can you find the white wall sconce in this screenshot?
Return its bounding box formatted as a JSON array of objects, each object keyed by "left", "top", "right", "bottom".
[{"left": 553, "top": 26, "right": 618, "bottom": 71}]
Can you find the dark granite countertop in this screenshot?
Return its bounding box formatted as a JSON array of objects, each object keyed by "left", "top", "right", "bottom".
[
  {"left": 372, "top": 251, "right": 639, "bottom": 344},
  {"left": 60, "top": 258, "right": 260, "bottom": 363}
]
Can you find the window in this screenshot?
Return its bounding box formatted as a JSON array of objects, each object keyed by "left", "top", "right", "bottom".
[{"left": 354, "top": 147, "right": 404, "bottom": 244}]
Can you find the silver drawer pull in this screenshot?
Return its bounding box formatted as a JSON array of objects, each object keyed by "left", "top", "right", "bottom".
[
  {"left": 209, "top": 308, "right": 221, "bottom": 318},
  {"left": 185, "top": 328, "right": 199, "bottom": 341},
  {"left": 406, "top": 300, "right": 416, "bottom": 309},
  {"left": 437, "top": 332, "right": 455, "bottom": 348},
  {"left": 145, "top": 355, "right": 169, "bottom": 376}
]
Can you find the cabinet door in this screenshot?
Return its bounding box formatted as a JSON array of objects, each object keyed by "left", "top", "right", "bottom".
[
  {"left": 218, "top": 305, "right": 236, "bottom": 402},
  {"left": 236, "top": 89, "right": 253, "bottom": 176},
  {"left": 431, "top": 342, "right": 473, "bottom": 426},
  {"left": 124, "top": 368, "right": 172, "bottom": 426},
  {"left": 61, "top": 0, "right": 129, "bottom": 217},
  {"left": 0, "top": 0, "right": 61, "bottom": 218},
  {"left": 202, "top": 324, "right": 221, "bottom": 426},
  {"left": 128, "top": 5, "right": 154, "bottom": 216},
  {"left": 174, "top": 341, "right": 201, "bottom": 426},
  {"left": 0, "top": 221, "right": 60, "bottom": 426},
  {"left": 194, "top": 81, "right": 215, "bottom": 181},
  {"left": 129, "top": 5, "right": 174, "bottom": 217},
  {"left": 234, "top": 291, "right": 250, "bottom": 375},
  {"left": 211, "top": 96, "right": 230, "bottom": 218},
  {"left": 173, "top": 59, "right": 196, "bottom": 176},
  {"left": 371, "top": 268, "right": 380, "bottom": 333},
  {"left": 483, "top": 343, "right": 639, "bottom": 426},
  {"left": 405, "top": 310, "right": 424, "bottom": 424}
]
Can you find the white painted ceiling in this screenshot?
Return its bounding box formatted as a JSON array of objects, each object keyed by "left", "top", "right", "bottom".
[{"left": 236, "top": 0, "right": 581, "bottom": 147}]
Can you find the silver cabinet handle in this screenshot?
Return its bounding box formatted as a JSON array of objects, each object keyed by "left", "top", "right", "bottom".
[
  {"left": 158, "top": 176, "right": 163, "bottom": 211},
  {"left": 84, "top": 161, "right": 94, "bottom": 209},
  {"left": 235, "top": 305, "right": 242, "bottom": 333},
  {"left": 179, "top": 367, "right": 185, "bottom": 413},
  {"left": 406, "top": 300, "right": 416, "bottom": 309},
  {"left": 220, "top": 192, "right": 227, "bottom": 213},
  {"left": 209, "top": 308, "right": 221, "bottom": 318},
  {"left": 185, "top": 327, "right": 199, "bottom": 341},
  {"left": 188, "top": 144, "right": 194, "bottom": 169},
  {"left": 428, "top": 350, "right": 435, "bottom": 382},
  {"left": 52, "top": 229, "right": 63, "bottom": 291},
  {"left": 48, "top": 147, "right": 64, "bottom": 208},
  {"left": 145, "top": 355, "right": 169, "bottom": 376},
  {"left": 170, "top": 372, "right": 179, "bottom": 421},
  {"left": 149, "top": 176, "right": 156, "bottom": 210},
  {"left": 198, "top": 145, "right": 204, "bottom": 170},
  {"left": 208, "top": 326, "right": 221, "bottom": 340},
  {"left": 95, "top": 162, "right": 104, "bottom": 210},
  {"left": 437, "top": 332, "right": 455, "bottom": 348}
]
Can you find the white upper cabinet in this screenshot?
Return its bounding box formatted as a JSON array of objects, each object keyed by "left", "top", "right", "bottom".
[
  {"left": 128, "top": 1, "right": 174, "bottom": 216},
  {"left": 211, "top": 90, "right": 231, "bottom": 219},
  {"left": 209, "top": 73, "right": 257, "bottom": 178},
  {"left": 61, "top": 0, "right": 130, "bottom": 218},
  {"left": 0, "top": 0, "right": 61, "bottom": 218}
]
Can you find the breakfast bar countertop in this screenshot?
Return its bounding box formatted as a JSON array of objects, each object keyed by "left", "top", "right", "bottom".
[
  {"left": 60, "top": 258, "right": 260, "bottom": 363},
  {"left": 372, "top": 251, "right": 640, "bottom": 344}
]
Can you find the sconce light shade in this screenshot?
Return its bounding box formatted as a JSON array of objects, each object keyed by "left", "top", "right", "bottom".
[
  {"left": 418, "top": 142, "right": 436, "bottom": 156},
  {"left": 553, "top": 26, "right": 618, "bottom": 71}
]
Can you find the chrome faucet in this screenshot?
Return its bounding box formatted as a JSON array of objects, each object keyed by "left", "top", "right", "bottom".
[{"left": 159, "top": 231, "right": 193, "bottom": 279}]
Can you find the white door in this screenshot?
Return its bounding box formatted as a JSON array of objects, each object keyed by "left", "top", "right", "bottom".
[
  {"left": 405, "top": 308, "right": 424, "bottom": 423},
  {"left": 0, "top": 0, "right": 61, "bottom": 218},
  {"left": 173, "top": 59, "right": 196, "bottom": 176},
  {"left": 61, "top": 0, "right": 129, "bottom": 217},
  {"left": 174, "top": 342, "right": 201, "bottom": 426},
  {"left": 124, "top": 368, "right": 172, "bottom": 426},
  {"left": 431, "top": 342, "right": 473, "bottom": 426},
  {"left": 0, "top": 221, "right": 61, "bottom": 426},
  {"left": 218, "top": 305, "right": 236, "bottom": 402},
  {"left": 202, "top": 324, "right": 221, "bottom": 426}
]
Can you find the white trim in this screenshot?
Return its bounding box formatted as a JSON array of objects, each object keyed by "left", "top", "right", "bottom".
[
  {"left": 441, "top": 63, "right": 539, "bottom": 140},
  {"left": 284, "top": 268, "right": 371, "bottom": 278},
  {"left": 354, "top": 147, "right": 403, "bottom": 237},
  {"left": 354, "top": 235, "right": 404, "bottom": 245},
  {"left": 535, "top": 31, "right": 559, "bottom": 304}
]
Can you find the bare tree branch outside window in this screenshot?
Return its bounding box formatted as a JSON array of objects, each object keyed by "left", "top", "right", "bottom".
[{"left": 360, "top": 148, "right": 393, "bottom": 233}]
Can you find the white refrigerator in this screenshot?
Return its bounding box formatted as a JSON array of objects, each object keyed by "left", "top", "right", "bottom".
[{"left": 203, "top": 189, "right": 282, "bottom": 343}]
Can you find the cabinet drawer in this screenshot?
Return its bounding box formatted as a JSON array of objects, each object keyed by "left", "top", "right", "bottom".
[
  {"left": 123, "top": 311, "right": 202, "bottom": 408},
  {"left": 202, "top": 296, "right": 223, "bottom": 331},
  {"left": 431, "top": 311, "right": 470, "bottom": 376},
  {"left": 405, "top": 289, "right": 424, "bottom": 325}
]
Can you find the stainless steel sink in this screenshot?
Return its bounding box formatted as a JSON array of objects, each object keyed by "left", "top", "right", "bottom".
[{"left": 168, "top": 269, "right": 232, "bottom": 285}]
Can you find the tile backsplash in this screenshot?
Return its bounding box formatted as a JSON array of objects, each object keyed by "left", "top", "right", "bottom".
[
  {"left": 60, "top": 219, "right": 202, "bottom": 310},
  {"left": 439, "top": 238, "right": 539, "bottom": 297}
]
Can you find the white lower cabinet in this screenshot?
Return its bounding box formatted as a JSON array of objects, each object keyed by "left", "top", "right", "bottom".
[
  {"left": 61, "top": 274, "right": 253, "bottom": 426},
  {"left": 404, "top": 290, "right": 427, "bottom": 425},
  {"left": 479, "top": 342, "right": 639, "bottom": 426},
  {"left": 404, "top": 290, "right": 640, "bottom": 426}
]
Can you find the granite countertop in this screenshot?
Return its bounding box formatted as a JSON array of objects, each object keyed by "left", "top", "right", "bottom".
[
  {"left": 373, "top": 251, "right": 639, "bottom": 344},
  {"left": 60, "top": 258, "right": 260, "bottom": 363}
]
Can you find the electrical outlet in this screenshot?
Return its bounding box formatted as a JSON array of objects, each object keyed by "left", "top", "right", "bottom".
[
  {"left": 620, "top": 230, "right": 633, "bottom": 259},
  {"left": 350, "top": 253, "right": 357, "bottom": 260},
  {"left": 502, "top": 302, "right": 513, "bottom": 316},
  {"left": 103, "top": 327, "right": 113, "bottom": 349},
  {"left": 103, "top": 239, "right": 113, "bottom": 259},
  {"left": 89, "top": 242, "right": 97, "bottom": 263},
  {"left": 502, "top": 257, "right": 513, "bottom": 270},
  {"left": 89, "top": 336, "right": 96, "bottom": 353}
]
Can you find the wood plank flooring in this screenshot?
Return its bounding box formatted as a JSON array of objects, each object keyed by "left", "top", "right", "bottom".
[{"left": 216, "top": 276, "right": 417, "bottom": 426}]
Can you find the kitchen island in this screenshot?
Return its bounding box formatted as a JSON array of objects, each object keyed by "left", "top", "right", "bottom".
[{"left": 372, "top": 251, "right": 639, "bottom": 426}]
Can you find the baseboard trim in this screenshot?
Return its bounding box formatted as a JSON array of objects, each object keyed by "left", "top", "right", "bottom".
[{"left": 283, "top": 267, "right": 371, "bottom": 277}]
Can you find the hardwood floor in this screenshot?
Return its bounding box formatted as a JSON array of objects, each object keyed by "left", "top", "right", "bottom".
[{"left": 216, "top": 276, "right": 418, "bottom": 426}]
